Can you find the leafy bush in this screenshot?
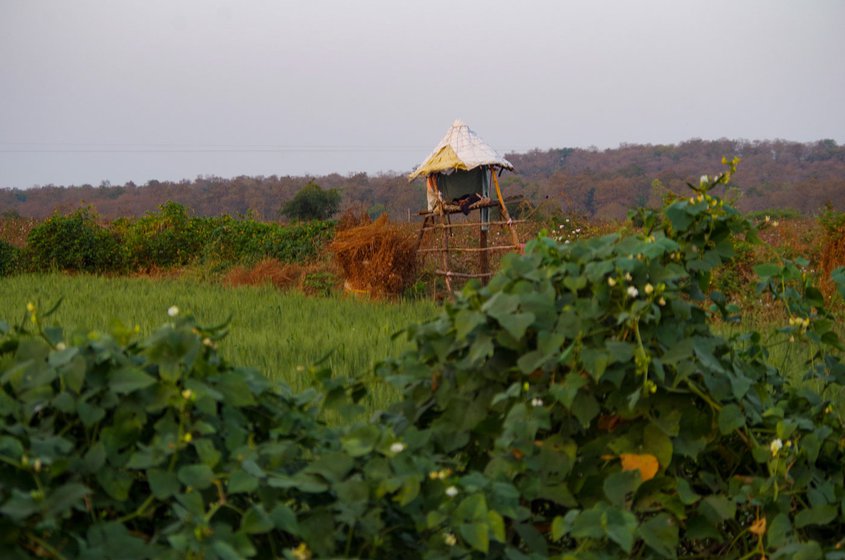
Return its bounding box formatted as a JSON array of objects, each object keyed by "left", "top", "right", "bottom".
[
  {"left": 122, "top": 202, "right": 206, "bottom": 270},
  {"left": 0, "top": 304, "right": 359, "bottom": 558},
  {"left": 0, "top": 240, "right": 21, "bottom": 276},
  {"left": 203, "top": 216, "right": 334, "bottom": 266},
  {"left": 26, "top": 208, "right": 125, "bottom": 273},
  {"left": 376, "top": 159, "right": 845, "bottom": 558}
]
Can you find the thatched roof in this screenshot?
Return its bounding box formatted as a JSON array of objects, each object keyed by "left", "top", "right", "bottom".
[{"left": 408, "top": 119, "right": 513, "bottom": 180}]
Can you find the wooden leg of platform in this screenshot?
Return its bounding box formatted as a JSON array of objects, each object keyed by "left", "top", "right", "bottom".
[
  {"left": 480, "top": 228, "right": 489, "bottom": 285},
  {"left": 491, "top": 171, "right": 521, "bottom": 248},
  {"left": 439, "top": 214, "right": 452, "bottom": 293}
]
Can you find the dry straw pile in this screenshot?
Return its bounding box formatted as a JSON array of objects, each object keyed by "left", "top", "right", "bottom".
[{"left": 330, "top": 214, "right": 417, "bottom": 298}]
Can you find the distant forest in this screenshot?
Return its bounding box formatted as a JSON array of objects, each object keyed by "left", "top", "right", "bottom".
[{"left": 2, "top": 138, "right": 843, "bottom": 221}]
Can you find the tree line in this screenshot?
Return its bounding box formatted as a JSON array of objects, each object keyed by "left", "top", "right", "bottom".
[{"left": 1, "top": 138, "right": 843, "bottom": 221}]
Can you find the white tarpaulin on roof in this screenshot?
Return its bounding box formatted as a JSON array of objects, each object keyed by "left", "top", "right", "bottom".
[{"left": 408, "top": 119, "right": 514, "bottom": 180}]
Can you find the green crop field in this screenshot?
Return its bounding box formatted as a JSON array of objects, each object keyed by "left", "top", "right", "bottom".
[{"left": 0, "top": 274, "right": 437, "bottom": 397}]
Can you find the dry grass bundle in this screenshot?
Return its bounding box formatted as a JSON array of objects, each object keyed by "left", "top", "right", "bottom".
[
  {"left": 224, "top": 258, "right": 302, "bottom": 290},
  {"left": 329, "top": 214, "right": 417, "bottom": 298}
]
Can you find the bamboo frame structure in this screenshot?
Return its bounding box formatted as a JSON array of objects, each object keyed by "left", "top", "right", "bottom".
[{"left": 415, "top": 182, "right": 523, "bottom": 298}]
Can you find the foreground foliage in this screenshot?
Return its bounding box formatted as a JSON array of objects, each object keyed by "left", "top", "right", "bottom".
[{"left": 2, "top": 160, "right": 845, "bottom": 558}]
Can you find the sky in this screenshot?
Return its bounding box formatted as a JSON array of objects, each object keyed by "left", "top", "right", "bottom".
[{"left": 1, "top": 0, "right": 844, "bottom": 189}]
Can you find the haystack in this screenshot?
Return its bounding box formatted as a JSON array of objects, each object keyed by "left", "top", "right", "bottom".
[{"left": 329, "top": 214, "right": 416, "bottom": 298}]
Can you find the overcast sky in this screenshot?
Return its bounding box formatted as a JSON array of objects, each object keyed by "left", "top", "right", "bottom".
[{"left": 2, "top": 0, "right": 843, "bottom": 189}]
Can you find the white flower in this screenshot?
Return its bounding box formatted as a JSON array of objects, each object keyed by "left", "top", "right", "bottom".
[
  {"left": 443, "top": 533, "right": 458, "bottom": 546},
  {"left": 627, "top": 286, "right": 639, "bottom": 298},
  {"left": 607, "top": 277, "right": 617, "bottom": 287},
  {"left": 531, "top": 398, "right": 544, "bottom": 407},
  {"left": 445, "top": 485, "right": 459, "bottom": 497},
  {"left": 770, "top": 439, "right": 783, "bottom": 456},
  {"left": 700, "top": 175, "right": 709, "bottom": 186},
  {"left": 390, "top": 442, "right": 406, "bottom": 454},
  {"left": 644, "top": 283, "right": 654, "bottom": 295},
  {"left": 167, "top": 306, "right": 179, "bottom": 317}
]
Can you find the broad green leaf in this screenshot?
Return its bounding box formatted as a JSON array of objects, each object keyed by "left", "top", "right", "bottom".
[
  {"left": 700, "top": 495, "right": 736, "bottom": 523},
  {"left": 395, "top": 476, "right": 420, "bottom": 506},
  {"left": 766, "top": 513, "right": 791, "bottom": 548},
  {"left": 241, "top": 504, "right": 274, "bottom": 534},
  {"left": 603, "top": 470, "right": 641, "bottom": 506},
  {"left": 549, "top": 372, "right": 587, "bottom": 409},
  {"left": 192, "top": 438, "right": 221, "bottom": 468},
  {"left": 148, "top": 469, "right": 180, "bottom": 499},
  {"left": 675, "top": 478, "right": 700, "bottom": 505},
  {"left": 43, "top": 483, "right": 90, "bottom": 518},
  {"left": 487, "top": 510, "right": 506, "bottom": 543},
  {"left": 637, "top": 513, "right": 679, "bottom": 559},
  {"left": 794, "top": 504, "right": 837, "bottom": 528},
  {"left": 571, "top": 392, "right": 600, "bottom": 427},
  {"left": 228, "top": 469, "right": 259, "bottom": 494},
  {"left": 644, "top": 423, "right": 673, "bottom": 470},
  {"left": 110, "top": 367, "right": 157, "bottom": 394},
  {"left": 211, "top": 540, "right": 242, "bottom": 560},
  {"left": 0, "top": 436, "right": 23, "bottom": 460},
  {"left": 81, "top": 442, "right": 106, "bottom": 473},
  {"left": 570, "top": 507, "right": 604, "bottom": 540},
  {"left": 605, "top": 508, "right": 637, "bottom": 553},
  {"left": 454, "top": 309, "right": 486, "bottom": 339},
  {"left": 270, "top": 503, "right": 300, "bottom": 535},
  {"left": 717, "top": 404, "right": 744, "bottom": 434},
  {"left": 771, "top": 541, "right": 823, "bottom": 560},
  {"left": 0, "top": 490, "right": 39, "bottom": 521},
  {"left": 497, "top": 312, "right": 535, "bottom": 340},
  {"left": 342, "top": 425, "right": 381, "bottom": 457},
  {"left": 459, "top": 522, "right": 489, "bottom": 554},
  {"left": 212, "top": 372, "right": 256, "bottom": 406},
  {"left": 177, "top": 464, "right": 216, "bottom": 490},
  {"left": 666, "top": 204, "right": 693, "bottom": 232},
  {"left": 581, "top": 348, "right": 609, "bottom": 380},
  {"left": 96, "top": 468, "right": 133, "bottom": 501},
  {"left": 551, "top": 511, "right": 578, "bottom": 541}
]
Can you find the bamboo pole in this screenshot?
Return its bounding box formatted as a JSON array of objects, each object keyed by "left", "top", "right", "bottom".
[
  {"left": 417, "top": 245, "right": 520, "bottom": 254},
  {"left": 417, "top": 219, "right": 527, "bottom": 231},
  {"left": 491, "top": 171, "right": 521, "bottom": 248}
]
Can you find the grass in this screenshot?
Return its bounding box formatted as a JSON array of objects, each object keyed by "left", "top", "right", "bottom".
[{"left": 0, "top": 274, "right": 438, "bottom": 403}]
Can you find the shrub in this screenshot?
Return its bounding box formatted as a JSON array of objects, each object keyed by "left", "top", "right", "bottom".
[
  {"left": 204, "top": 217, "right": 334, "bottom": 266},
  {"left": 123, "top": 202, "right": 205, "bottom": 270},
  {"left": 376, "top": 159, "right": 845, "bottom": 558},
  {"left": 25, "top": 208, "right": 124, "bottom": 273},
  {"left": 0, "top": 240, "right": 21, "bottom": 276}
]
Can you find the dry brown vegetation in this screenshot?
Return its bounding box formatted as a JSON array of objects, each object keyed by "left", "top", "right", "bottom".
[
  {"left": 223, "top": 258, "right": 303, "bottom": 291},
  {"left": 329, "top": 214, "right": 417, "bottom": 298}
]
